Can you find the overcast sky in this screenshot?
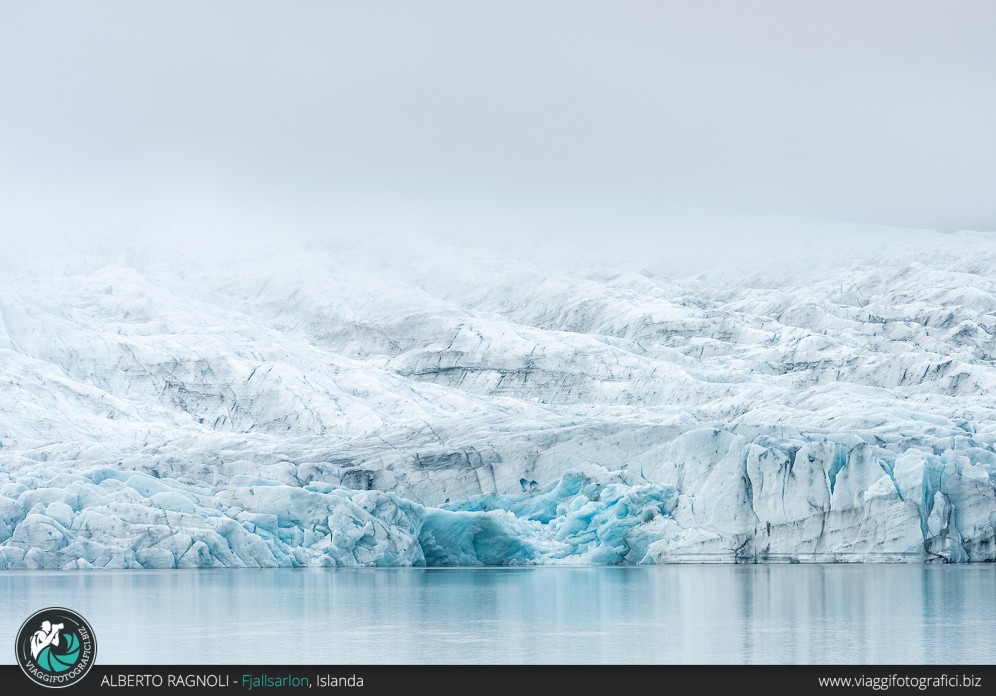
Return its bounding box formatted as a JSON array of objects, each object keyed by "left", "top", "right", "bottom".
[{"left": 1, "top": 1, "right": 994, "bottom": 235}]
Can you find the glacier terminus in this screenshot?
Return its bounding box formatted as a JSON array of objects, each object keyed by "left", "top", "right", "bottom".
[{"left": 1, "top": 223, "right": 994, "bottom": 568}]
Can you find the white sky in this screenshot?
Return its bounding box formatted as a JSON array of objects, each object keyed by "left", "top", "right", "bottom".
[{"left": 1, "top": 1, "right": 994, "bottom": 235}]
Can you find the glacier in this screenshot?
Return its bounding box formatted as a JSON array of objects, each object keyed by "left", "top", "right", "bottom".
[{"left": 1, "top": 223, "right": 995, "bottom": 568}]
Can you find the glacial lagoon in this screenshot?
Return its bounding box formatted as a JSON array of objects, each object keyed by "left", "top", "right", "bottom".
[{"left": 2, "top": 565, "right": 993, "bottom": 664}]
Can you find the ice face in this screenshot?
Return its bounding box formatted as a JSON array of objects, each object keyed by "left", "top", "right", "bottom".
[{"left": 0, "top": 226, "right": 994, "bottom": 567}]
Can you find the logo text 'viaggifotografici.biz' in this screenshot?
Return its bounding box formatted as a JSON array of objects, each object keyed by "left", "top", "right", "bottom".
[{"left": 16, "top": 608, "right": 97, "bottom": 688}]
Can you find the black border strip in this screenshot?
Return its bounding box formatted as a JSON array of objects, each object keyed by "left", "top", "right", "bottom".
[{"left": 2, "top": 665, "right": 994, "bottom": 695}]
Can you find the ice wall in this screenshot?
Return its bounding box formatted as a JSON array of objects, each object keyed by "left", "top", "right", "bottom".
[{"left": 1, "top": 226, "right": 994, "bottom": 566}]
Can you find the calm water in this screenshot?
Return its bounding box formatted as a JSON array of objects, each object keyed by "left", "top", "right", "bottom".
[{"left": 1, "top": 566, "right": 993, "bottom": 664}]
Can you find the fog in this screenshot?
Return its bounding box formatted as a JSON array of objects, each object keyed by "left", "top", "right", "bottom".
[{"left": 1, "top": 1, "right": 994, "bottom": 244}]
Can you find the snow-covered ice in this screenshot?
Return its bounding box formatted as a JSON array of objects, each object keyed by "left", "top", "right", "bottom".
[{"left": 1, "top": 223, "right": 994, "bottom": 567}]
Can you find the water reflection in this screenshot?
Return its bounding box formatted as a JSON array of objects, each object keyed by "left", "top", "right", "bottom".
[{"left": 1, "top": 565, "right": 992, "bottom": 664}]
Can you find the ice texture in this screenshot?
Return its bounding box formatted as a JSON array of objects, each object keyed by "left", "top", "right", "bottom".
[{"left": 1, "top": 225, "right": 995, "bottom": 567}]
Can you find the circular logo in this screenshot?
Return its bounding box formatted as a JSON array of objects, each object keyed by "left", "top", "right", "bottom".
[{"left": 15, "top": 608, "right": 97, "bottom": 688}]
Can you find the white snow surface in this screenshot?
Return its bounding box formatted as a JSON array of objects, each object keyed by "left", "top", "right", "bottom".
[{"left": 1, "top": 223, "right": 994, "bottom": 567}]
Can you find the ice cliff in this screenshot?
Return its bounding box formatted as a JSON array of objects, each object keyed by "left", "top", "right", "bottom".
[{"left": 1, "top": 223, "right": 994, "bottom": 567}]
